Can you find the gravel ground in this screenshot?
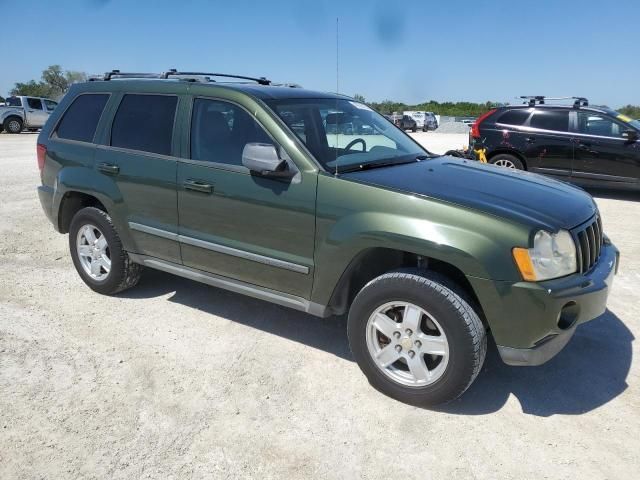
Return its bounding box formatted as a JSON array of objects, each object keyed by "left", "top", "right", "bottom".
[{"left": 1, "top": 133, "right": 639, "bottom": 479}]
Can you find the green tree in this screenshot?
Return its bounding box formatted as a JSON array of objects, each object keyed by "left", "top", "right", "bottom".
[
  {"left": 353, "top": 93, "right": 366, "bottom": 102},
  {"left": 618, "top": 105, "right": 640, "bottom": 119},
  {"left": 0, "top": 94, "right": 4, "bottom": 103},
  {"left": 10, "top": 65, "right": 87, "bottom": 98}
]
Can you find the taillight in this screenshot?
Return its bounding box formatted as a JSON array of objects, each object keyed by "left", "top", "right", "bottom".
[
  {"left": 37, "top": 143, "right": 47, "bottom": 171},
  {"left": 471, "top": 108, "right": 497, "bottom": 139}
]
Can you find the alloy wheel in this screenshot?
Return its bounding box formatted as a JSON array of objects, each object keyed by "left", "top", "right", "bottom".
[
  {"left": 76, "top": 224, "right": 111, "bottom": 281},
  {"left": 366, "top": 301, "right": 449, "bottom": 387}
]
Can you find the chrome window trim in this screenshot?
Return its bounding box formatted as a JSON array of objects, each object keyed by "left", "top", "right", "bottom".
[{"left": 128, "top": 222, "right": 309, "bottom": 274}]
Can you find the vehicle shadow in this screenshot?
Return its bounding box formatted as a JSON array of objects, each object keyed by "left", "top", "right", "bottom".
[
  {"left": 437, "top": 309, "right": 632, "bottom": 416},
  {"left": 120, "top": 268, "right": 352, "bottom": 360},
  {"left": 587, "top": 187, "right": 640, "bottom": 202},
  {"left": 122, "top": 269, "right": 632, "bottom": 416}
]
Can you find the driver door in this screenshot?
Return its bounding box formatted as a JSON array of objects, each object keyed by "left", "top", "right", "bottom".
[{"left": 177, "top": 97, "right": 317, "bottom": 298}]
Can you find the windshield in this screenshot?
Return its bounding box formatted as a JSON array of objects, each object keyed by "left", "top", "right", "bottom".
[{"left": 266, "top": 98, "right": 429, "bottom": 172}]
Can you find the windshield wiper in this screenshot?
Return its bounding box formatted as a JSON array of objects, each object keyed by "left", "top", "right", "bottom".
[{"left": 339, "top": 155, "right": 427, "bottom": 173}]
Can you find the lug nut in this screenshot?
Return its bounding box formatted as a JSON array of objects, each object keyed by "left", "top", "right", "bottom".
[
  {"left": 414, "top": 340, "right": 422, "bottom": 348},
  {"left": 393, "top": 331, "right": 401, "bottom": 339},
  {"left": 408, "top": 350, "right": 415, "bottom": 358},
  {"left": 395, "top": 345, "right": 402, "bottom": 353},
  {"left": 405, "top": 329, "right": 413, "bottom": 336}
]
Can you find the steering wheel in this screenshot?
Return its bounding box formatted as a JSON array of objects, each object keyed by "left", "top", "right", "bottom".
[{"left": 344, "top": 138, "right": 367, "bottom": 152}]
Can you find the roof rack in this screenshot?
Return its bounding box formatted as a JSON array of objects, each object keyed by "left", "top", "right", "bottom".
[
  {"left": 90, "top": 69, "right": 273, "bottom": 85},
  {"left": 520, "top": 96, "right": 589, "bottom": 108},
  {"left": 160, "top": 69, "right": 271, "bottom": 85}
]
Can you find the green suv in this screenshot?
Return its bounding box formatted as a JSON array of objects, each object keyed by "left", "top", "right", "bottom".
[{"left": 36, "top": 71, "right": 619, "bottom": 405}]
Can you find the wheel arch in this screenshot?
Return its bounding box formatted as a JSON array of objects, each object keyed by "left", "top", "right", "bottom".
[{"left": 325, "top": 246, "right": 484, "bottom": 321}]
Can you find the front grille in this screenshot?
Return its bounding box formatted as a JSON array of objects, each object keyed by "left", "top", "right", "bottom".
[{"left": 573, "top": 215, "right": 604, "bottom": 273}]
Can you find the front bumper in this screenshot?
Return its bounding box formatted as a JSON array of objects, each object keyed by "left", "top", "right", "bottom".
[{"left": 468, "top": 242, "right": 619, "bottom": 366}]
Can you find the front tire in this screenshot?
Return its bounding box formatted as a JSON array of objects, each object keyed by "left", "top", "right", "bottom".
[
  {"left": 489, "top": 153, "right": 524, "bottom": 170},
  {"left": 347, "top": 271, "right": 486, "bottom": 406},
  {"left": 4, "top": 117, "right": 23, "bottom": 134},
  {"left": 69, "top": 207, "right": 142, "bottom": 295}
]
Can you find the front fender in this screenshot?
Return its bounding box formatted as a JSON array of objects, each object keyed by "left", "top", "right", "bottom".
[{"left": 311, "top": 174, "right": 529, "bottom": 306}]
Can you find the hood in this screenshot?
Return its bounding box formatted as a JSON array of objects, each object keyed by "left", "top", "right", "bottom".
[{"left": 341, "top": 157, "right": 597, "bottom": 230}]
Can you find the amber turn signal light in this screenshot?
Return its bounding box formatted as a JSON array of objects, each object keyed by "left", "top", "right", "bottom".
[{"left": 512, "top": 248, "right": 536, "bottom": 281}]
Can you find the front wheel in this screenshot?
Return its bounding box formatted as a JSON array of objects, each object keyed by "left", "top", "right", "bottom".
[
  {"left": 69, "top": 207, "right": 142, "bottom": 295},
  {"left": 347, "top": 271, "right": 486, "bottom": 406}
]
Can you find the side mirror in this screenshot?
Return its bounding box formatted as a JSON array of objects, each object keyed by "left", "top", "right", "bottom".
[
  {"left": 242, "top": 143, "right": 293, "bottom": 178},
  {"left": 622, "top": 129, "right": 639, "bottom": 141}
]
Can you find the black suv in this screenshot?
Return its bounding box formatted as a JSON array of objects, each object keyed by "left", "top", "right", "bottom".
[{"left": 470, "top": 96, "right": 640, "bottom": 190}]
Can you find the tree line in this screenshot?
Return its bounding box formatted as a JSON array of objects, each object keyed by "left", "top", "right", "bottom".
[
  {"left": 5, "top": 65, "right": 86, "bottom": 100},
  {"left": 3, "top": 67, "right": 639, "bottom": 120},
  {"left": 355, "top": 94, "right": 640, "bottom": 119}
]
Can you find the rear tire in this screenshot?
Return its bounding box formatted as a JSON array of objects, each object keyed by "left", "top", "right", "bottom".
[
  {"left": 412, "top": 126, "right": 417, "bottom": 132},
  {"left": 4, "top": 117, "right": 23, "bottom": 134},
  {"left": 69, "top": 207, "right": 143, "bottom": 295},
  {"left": 489, "top": 153, "right": 524, "bottom": 170},
  {"left": 347, "top": 271, "right": 486, "bottom": 406}
]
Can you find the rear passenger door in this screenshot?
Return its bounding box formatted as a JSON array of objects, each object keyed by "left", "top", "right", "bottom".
[
  {"left": 94, "top": 92, "right": 182, "bottom": 264},
  {"left": 522, "top": 109, "right": 573, "bottom": 177},
  {"left": 176, "top": 97, "right": 317, "bottom": 298}
]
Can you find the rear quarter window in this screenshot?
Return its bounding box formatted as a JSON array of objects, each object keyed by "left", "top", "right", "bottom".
[
  {"left": 496, "top": 109, "right": 531, "bottom": 126},
  {"left": 111, "top": 94, "right": 178, "bottom": 155},
  {"left": 55, "top": 94, "right": 110, "bottom": 143}
]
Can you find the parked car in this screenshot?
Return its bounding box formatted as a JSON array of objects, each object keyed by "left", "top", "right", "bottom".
[
  {"left": 470, "top": 96, "right": 640, "bottom": 190},
  {"left": 1, "top": 95, "right": 58, "bottom": 133},
  {"left": 37, "top": 73, "right": 618, "bottom": 405},
  {"left": 389, "top": 114, "right": 417, "bottom": 132},
  {"left": 404, "top": 111, "right": 438, "bottom": 132}
]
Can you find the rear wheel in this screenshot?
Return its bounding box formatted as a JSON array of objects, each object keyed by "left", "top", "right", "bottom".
[
  {"left": 69, "top": 207, "right": 142, "bottom": 295},
  {"left": 348, "top": 271, "right": 486, "bottom": 406},
  {"left": 4, "top": 117, "right": 23, "bottom": 134},
  {"left": 489, "top": 153, "right": 524, "bottom": 170}
]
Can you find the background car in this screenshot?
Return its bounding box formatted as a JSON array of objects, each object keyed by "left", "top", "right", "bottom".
[{"left": 470, "top": 96, "right": 640, "bottom": 190}]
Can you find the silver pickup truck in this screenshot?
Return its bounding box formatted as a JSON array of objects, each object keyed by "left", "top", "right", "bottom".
[{"left": 1, "top": 96, "right": 58, "bottom": 133}]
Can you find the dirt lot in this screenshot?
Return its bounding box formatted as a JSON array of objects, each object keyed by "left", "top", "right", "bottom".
[{"left": 1, "top": 133, "right": 639, "bottom": 479}]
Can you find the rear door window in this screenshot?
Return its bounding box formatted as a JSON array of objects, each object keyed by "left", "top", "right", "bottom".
[
  {"left": 55, "top": 94, "right": 110, "bottom": 143},
  {"left": 27, "top": 98, "right": 44, "bottom": 110},
  {"left": 529, "top": 110, "right": 569, "bottom": 132},
  {"left": 497, "top": 109, "right": 531, "bottom": 126},
  {"left": 111, "top": 94, "right": 178, "bottom": 155}
]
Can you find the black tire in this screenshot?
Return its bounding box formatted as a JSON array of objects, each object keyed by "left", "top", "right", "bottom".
[
  {"left": 489, "top": 153, "right": 524, "bottom": 170},
  {"left": 4, "top": 116, "right": 23, "bottom": 134},
  {"left": 69, "top": 207, "right": 142, "bottom": 295},
  {"left": 412, "top": 126, "right": 417, "bottom": 132},
  {"left": 422, "top": 126, "right": 428, "bottom": 132},
  {"left": 347, "top": 271, "right": 486, "bottom": 406}
]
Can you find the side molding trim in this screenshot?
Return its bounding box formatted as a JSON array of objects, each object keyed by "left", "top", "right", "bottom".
[{"left": 128, "top": 222, "right": 309, "bottom": 274}]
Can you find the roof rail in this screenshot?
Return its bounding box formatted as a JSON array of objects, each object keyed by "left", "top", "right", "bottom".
[
  {"left": 88, "top": 70, "right": 161, "bottom": 81},
  {"left": 160, "top": 69, "right": 271, "bottom": 85},
  {"left": 519, "top": 95, "right": 589, "bottom": 108}
]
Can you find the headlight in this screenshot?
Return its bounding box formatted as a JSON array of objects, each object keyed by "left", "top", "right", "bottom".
[{"left": 513, "top": 230, "right": 577, "bottom": 281}]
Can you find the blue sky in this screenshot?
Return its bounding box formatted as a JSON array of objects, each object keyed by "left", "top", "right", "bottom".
[{"left": 2, "top": 0, "right": 639, "bottom": 107}]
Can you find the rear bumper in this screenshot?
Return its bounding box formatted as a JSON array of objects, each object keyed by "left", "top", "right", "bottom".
[{"left": 469, "top": 242, "right": 619, "bottom": 366}]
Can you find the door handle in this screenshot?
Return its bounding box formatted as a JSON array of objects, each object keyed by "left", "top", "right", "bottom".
[
  {"left": 578, "top": 143, "right": 598, "bottom": 155},
  {"left": 184, "top": 179, "right": 213, "bottom": 194},
  {"left": 97, "top": 162, "right": 120, "bottom": 175},
  {"left": 525, "top": 137, "right": 536, "bottom": 143}
]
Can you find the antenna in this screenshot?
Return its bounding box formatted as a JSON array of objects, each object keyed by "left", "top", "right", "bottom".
[{"left": 335, "top": 17, "right": 339, "bottom": 177}]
